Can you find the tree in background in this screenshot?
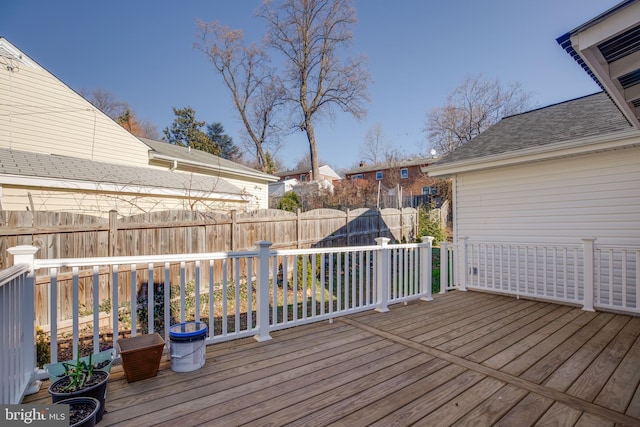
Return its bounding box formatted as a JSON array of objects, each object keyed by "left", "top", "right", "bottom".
[
  {"left": 207, "top": 122, "right": 241, "bottom": 161},
  {"left": 81, "top": 88, "right": 159, "bottom": 139},
  {"left": 359, "top": 123, "right": 390, "bottom": 165},
  {"left": 259, "top": 0, "right": 370, "bottom": 182},
  {"left": 276, "top": 191, "right": 301, "bottom": 212},
  {"left": 424, "top": 74, "right": 533, "bottom": 155},
  {"left": 163, "top": 107, "right": 220, "bottom": 155},
  {"left": 196, "top": 21, "right": 284, "bottom": 172}
]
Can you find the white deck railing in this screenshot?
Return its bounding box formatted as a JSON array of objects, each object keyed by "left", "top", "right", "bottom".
[
  {"left": 0, "top": 247, "right": 38, "bottom": 404},
  {"left": 442, "top": 238, "right": 640, "bottom": 314},
  {"left": 0, "top": 237, "right": 435, "bottom": 403}
]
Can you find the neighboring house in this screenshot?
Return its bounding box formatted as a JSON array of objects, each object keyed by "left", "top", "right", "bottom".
[
  {"left": 275, "top": 164, "right": 341, "bottom": 184},
  {"left": 426, "top": 92, "right": 640, "bottom": 246},
  {"left": 140, "top": 138, "right": 278, "bottom": 211},
  {"left": 345, "top": 157, "right": 441, "bottom": 207},
  {"left": 0, "top": 37, "right": 276, "bottom": 216},
  {"left": 270, "top": 164, "right": 341, "bottom": 204}
]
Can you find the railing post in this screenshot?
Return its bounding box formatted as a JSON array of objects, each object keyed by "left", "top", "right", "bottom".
[
  {"left": 440, "top": 242, "right": 449, "bottom": 294},
  {"left": 582, "top": 238, "right": 596, "bottom": 312},
  {"left": 459, "top": 237, "right": 469, "bottom": 291},
  {"left": 254, "top": 241, "right": 273, "bottom": 342},
  {"left": 420, "top": 237, "right": 434, "bottom": 301},
  {"left": 374, "top": 237, "right": 391, "bottom": 313},
  {"left": 7, "top": 245, "right": 41, "bottom": 398}
]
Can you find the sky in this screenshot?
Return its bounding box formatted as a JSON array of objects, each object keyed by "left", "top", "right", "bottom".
[{"left": 0, "top": 0, "right": 620, "bottom": 172}]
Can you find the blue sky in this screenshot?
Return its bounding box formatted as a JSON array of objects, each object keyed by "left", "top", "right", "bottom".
[{"left": 1, "top": 0, "right": 619, "bottom": 171}]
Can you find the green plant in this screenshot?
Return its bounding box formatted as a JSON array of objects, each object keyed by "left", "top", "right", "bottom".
[
  {"left": 277, "top": 191, "right": 301, "bottom": 212},
  {"left": 417, "top": 205, "right": 446, "bottom": 244},
  {"left": 59, "top": 349, "right": 95, "bottom": 392},
  {"left": 36, "top": 327, "right": 50, "bottom": 368}
]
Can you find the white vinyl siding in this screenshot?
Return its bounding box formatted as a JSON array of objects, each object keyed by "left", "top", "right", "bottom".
[
  {"left": 0, "top": 60, "right": 150, "bottom": 166},
  {"left": 454, "top": 146, "right": 640, "bottom": 246},
  {"left": 0, "top": 185, "right": 249, "bottom": 218},
  {"left": 221, "top": 176, "right": 269, "bottom": 210}
]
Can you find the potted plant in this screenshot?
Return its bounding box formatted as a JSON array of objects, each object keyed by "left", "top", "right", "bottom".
[
  {"left": 54, "top": 396, "right": 100, "bottom": 427},
  {"left": 45, "top": 348, "right": 114, "bottom": 383},
  {"left": 48, "top": 351, "right": 109, "bottom": 423}
]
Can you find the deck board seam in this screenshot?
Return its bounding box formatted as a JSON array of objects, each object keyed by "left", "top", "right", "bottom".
[{"left": 339, "top": 316, "right": 640, "bottom": 426}]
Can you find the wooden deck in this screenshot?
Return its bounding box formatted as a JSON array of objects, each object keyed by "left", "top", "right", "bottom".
[{"left": 26, "top": 290, "right": 640, "bottom": 426}]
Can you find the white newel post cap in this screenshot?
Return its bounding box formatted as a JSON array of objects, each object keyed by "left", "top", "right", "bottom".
[{"left": 7, "top": 245, "right": 39, "bottom": 269}]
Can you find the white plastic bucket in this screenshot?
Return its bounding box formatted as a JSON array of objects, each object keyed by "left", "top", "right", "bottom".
[{"left": 169, "top": 321, "right": 208, "bottom": 372}]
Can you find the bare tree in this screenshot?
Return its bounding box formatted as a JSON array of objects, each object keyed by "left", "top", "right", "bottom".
[
  {"left": 359, "top": 123, "right": 387, "bottom": 165},
  {"left": 81, "top": 88, "right": 129, "bottom": 118},
  {"left": 259, "top": 0, "right": 370, "bottom": 181},
  {"left": 81, "top": 88, "right": 160, "bottom": 138},
  {"left": 424, "top": 74, "right": 533, "bottom": 155},
  {"left": 195, "top": 21, "right": 284, "bottom": 172}
]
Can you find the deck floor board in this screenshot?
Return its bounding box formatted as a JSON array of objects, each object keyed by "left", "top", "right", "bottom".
[{"left": 24, "top": 290, "right": 640, "bottom": 426}]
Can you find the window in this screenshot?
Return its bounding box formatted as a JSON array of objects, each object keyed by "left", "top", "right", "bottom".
[
  {"left": 422, "top": 186, "right": 437, "bottom": 195},
  {"left": 351, "top": 173, "right": 364, "bottom": 179},
  {"left": 300, "top": 174, "right": 306, "bottom": 182},
  {"left": 400, "top": 168, "right": 409, "bottom": 179},
  {"left": 376, "top": 171, "right": 383, "bottom": 180}
]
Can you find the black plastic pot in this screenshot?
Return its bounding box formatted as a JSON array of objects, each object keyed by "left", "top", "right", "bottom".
[
  {"left": 48, "top": 370, "right": 108, "bottom": 423},
  {"left": 54, "top": 396, "right": 100, "bottom": 427}
]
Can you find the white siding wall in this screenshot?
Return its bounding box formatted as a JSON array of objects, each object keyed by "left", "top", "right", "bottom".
[
  {"left": 0, "top": 185, "right": 248, "bottom": 218},
  {"left": 455, "top": 146, "right": 640, "bottom": 246},
  {"left": 0, "top": 59, "right": 150, "bottom": 167},
  {"left": 222, "top": 176, "right": 270, "bottom": 210}
]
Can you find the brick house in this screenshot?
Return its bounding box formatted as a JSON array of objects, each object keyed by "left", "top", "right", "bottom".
[{"left": 343, "top": 157, "right": 442, "bottom": 207}]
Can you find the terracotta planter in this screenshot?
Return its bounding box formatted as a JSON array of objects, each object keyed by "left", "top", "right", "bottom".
[{"left": 117, "top": 333, "right": 165, "bottom": 383}]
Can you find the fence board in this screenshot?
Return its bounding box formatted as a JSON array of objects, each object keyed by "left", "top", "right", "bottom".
[{"left": 0, "top": 207, "right": 418, "bottom": 325}]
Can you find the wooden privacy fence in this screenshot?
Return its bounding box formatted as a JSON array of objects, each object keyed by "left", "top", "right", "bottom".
[{"left": 0, "top": 207, "right": 417, "bottom": 325}]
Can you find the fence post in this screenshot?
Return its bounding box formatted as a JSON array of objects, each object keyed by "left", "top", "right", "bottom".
[
  {"left": 374, "top": 237, "right": 391, "bottom": 312},
  {"left": 582, "top": 238, "right": 596, "bottom": 312},
  {"left": 254, "top": 241, "right": 273, "bottom": 342},
  {"left": 7, "top": 245, "right": 41, "bottom": 398},
  {"left": 420, "top": 236, "right": 434, "bottom": 301},
  {"left": 440, "top": 242, "right": 449, "bottom": 294},
  {"left": 459, "top": 237, "right": 469, "bottom": 291}
]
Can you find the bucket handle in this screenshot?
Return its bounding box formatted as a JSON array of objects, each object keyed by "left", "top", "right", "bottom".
[{"left": 170, "top": 340, "right": 205, "bottom": 359}]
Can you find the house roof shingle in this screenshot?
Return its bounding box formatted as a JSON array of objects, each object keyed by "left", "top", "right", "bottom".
[
  {"left": 0, "top": 147, "right": 245, "bottom": 197},
  {"left": 431, "top": 92, "right": 632, "bottom": 167}
]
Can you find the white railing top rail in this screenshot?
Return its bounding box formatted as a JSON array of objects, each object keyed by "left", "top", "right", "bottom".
[
  {"left": 464, "top": 240, "right": 582, "bottom": 249},
  {"left": 0, "top": 263, "right": 31, "bottom": 287},
  {"left": 32, "top": 240, "right": 429, "bottom": 270},
  {"left": 32, "top": 250, "right": 260, "bottom": 270}
]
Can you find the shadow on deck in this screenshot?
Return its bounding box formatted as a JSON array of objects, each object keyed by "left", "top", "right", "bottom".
[{"left": 26, "top": 290, "right": 640, "bottom": 426}]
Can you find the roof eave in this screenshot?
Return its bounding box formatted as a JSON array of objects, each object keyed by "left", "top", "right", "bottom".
[
  {"left": 148, "top": 152, "right": 279, "bottom": 183},
  {"left": 558, "top": 0, "right": 640, "bottom": 130},
  {"left": 425, "top": 128, "right": 640, "bottom": 176}
]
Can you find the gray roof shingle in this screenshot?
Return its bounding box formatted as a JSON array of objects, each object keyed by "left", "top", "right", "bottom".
[
  {"left": 0, "top": 147, "right": 245, "bottom": 196},
  {"left": 431, "top": 92, "right": 632, "bottom": 166}
]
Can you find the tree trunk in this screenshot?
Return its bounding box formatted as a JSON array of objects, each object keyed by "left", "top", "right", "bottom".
[{"left": 304, "top": 118, "right": 320, "bottom": 181}]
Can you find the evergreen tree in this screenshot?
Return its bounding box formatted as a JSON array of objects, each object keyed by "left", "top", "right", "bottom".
[
  {"left": 163, "top": 107, "right": 220, "bottom": 155},
  {"left": 207, "top": 122, "right": 240, "bottom": 160}
]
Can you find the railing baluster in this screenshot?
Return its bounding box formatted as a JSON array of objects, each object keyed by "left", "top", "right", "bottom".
[{"left": 130, "top": 264, "right": 137, "bottom": 337}]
